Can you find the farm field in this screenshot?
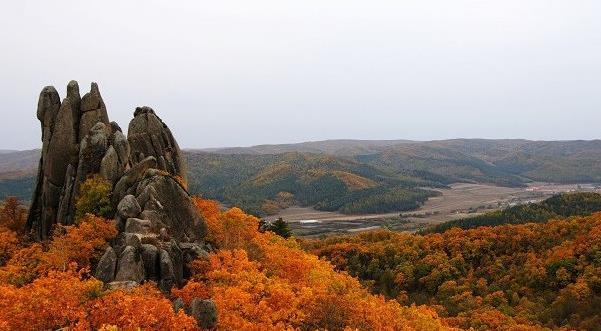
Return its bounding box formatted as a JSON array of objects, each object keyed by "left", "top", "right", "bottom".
[{"left": 269, "top": 182, "right": 600, "bottom": 236}]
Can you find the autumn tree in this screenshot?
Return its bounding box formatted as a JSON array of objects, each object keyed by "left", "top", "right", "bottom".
[
  {"left": 0, "top": 197, "right": 27, "bottom": 234},
  {"left": 261, "top": 217, "right": 292, "bottom": 238},
  {"left": 75, "top": 175, "right": 113, "bottom": 220}
]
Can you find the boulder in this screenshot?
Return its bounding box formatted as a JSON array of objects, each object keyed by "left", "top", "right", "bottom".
[
  {"left": 27, "top": 85, "right": 66, "bottom": 240},
  {"left": 117, "top": 195, "right": 141, "bottom": 219},
  {"left": 166, "top": 240, "right": 184, "bottom": 286},
  {"left": 112, "top": 232, "right": 142, "bottom": 255},
  {"left": 189, "top": 298, "right": 218, "bottom": 329},
  {"left": 112, "top": 130, "right": 130, "bottom": 166},
  {"left": 112, "top": 156, "right": 157, "bottom": 206},
  {"left": 45, "top": 98, "right": 77, "bottom": 187},
  {"left": 140, "top": 210, "right": 164, "bottom": 230},
  {"left": 172, "top": 298, "right": 185, "bottom": 314},
  {"left": 125, "top": 218, "right": 151, "bottom": 234},
  {"left": 110, "top": 121, "right": 122, "bottom": 134},
  {"left": 141, "top": 244, "right": 160, "bottom": 280},
  {"left": 159, "top": 249, "right": 176, "bottom": 292},
  {"left": 99, "top": 146, "right": 121, "bottom": 183},
  {"left": 115, "top": 246, "right": 145, "bottom": 283},
  {"left": 73, "top": 122, "right": 110, "bottom": 196},
  {"left": 134, "top": 174, "right": 205, "bottom": 242},
  {"left": 37, "top": 86, "right": 62, "bottom": 152},
  {"left": 136, "top": 184, "right": 158, "bottom": 208},
  {"left": 66, "top": 80, "right": 81, "bottom": 139},
  {"left": 95, "top": 246, "right": 117, "bottom": 283}
]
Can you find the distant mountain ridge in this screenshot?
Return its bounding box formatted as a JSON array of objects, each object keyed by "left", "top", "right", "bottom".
[
  {"left": 190, "top": 138, "right": 534, "bottom": 155},
  {"left": 193, "top": 139, "right": 416, "bottom": 155},
  {"left": 4, "top": 139, "right": 601, "bottom": 213},
  {"left": 0, "top": 149, "right": 40, "bottom": 174},
  {"left": 190, "top": 138, "right": 601, "bottom": 184}
]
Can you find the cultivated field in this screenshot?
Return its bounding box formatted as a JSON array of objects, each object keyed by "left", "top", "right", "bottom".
[{"left": 268, "top": 182, "right": 600, "bottom": 237}]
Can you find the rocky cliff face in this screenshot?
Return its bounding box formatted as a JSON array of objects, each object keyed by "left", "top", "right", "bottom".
[{"left": 27, "top": 81, "right": 209, "bottom": 300}]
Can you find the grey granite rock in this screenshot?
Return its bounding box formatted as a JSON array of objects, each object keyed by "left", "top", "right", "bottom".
[
  {"left": 95, "top": 246, "right": 117, "bottom": 283},
  {"left": 115, "top": 245, "right": 145, "bottom": 283},
  {"left": 117, "top": 195, "right": 141, "bottom": 219}
]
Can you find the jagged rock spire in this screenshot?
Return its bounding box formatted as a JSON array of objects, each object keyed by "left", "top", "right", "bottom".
[
  {"left": 27, "top": 80, "right": 213, "bottom": 327},
  {"left": 28, "top": 82, "right": 110, "bottom": 239},
  {"left": 28, "top": 86, "right": 62, "bottom": 239},
  {"left": 128, "top": 106, "right": 188, "bottom": 183},
  {"left": 27, "top": 80, "right": 207, "bottom": 288},
  {"left": 79, "top": 82, "right": 109, "bottom": 141}
]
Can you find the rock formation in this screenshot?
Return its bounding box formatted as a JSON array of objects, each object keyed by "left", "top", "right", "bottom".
[
  {"left": 128, "top": 106, "right": 187, "bottom": 183},
  {"left": 27, "top": 82, "right": 214, "bottom": 327}
]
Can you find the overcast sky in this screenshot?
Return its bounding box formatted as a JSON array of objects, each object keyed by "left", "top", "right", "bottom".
[{"left": 1, "top": 1, "right": 600, "bottom": 150}]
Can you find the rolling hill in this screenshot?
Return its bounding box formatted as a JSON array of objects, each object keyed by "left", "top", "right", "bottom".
[
  {"left": 0, "top": 149, "right": 40, "bottom": 201},
  {"left": 3, "top": 139, "right": 601, "bottom": 214},
  {"left": 186, "top": 151, "right": 440, "bottom": 215},
  {"left": 200, "top": 138, "right": 601, "bottom": 184}
]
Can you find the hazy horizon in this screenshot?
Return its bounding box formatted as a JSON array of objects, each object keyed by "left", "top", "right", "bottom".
[
  {"left": 1, "top": 1, "right": 600, "bottom": 150},
  {"left": 4, "top": 137, "right": 601, "bottom": 153}
]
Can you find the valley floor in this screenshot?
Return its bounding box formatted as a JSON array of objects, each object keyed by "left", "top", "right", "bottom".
[{"left": 268, "top": 182, "right": 601, "bottom": 236}]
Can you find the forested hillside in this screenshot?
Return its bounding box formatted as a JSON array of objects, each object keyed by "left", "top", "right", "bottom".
[
  {"left": 329, "top": 139, "right": 601, "bottom": 185},
  {"left": 306, "top": 214, "right": 601, "bottom": 330},
  {"left": 187, "top": 151, "right": 440, "bottom": 215},
  {"left": 203, "top": 138, "right": 601, "bottom": 184},
  {"left": 4, "top": 139, "right": 601, "bottom": 215},
  {"left": 0, "top": 150, "right": 41, "bottom": 201},
  {"left": 428, "top": 192, "right": 601, "bottom": 233}
]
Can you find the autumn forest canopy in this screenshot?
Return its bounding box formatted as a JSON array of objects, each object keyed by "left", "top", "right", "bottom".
[{"left": 3, "top": 191, "right": 601, "bottom": 330}]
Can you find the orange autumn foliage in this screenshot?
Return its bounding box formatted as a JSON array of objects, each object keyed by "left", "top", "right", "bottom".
[
  {"left": 0, "top": 196, "right": 452, "bottom": 330},
  {"left": 308, "top": 213, "right": 601, "bottom": 330},
  {"left": 0, "top": 210, "right": 197, "bottom": 331},
  {"left": 178, "top": 197, "right": 452, "bottom": 330},
  {"left": 0, "top": 214, "right": 117, "bottom": 286},
  {"left": 0, "top": 197, "right": 27, "bottom": 234},
  {"left": 86, "top": 284, "right": 198, "bottom": 330},
  {"left": 0, "top": 269, "right": 199, "bottom": 331},
  {"left": 0, "top": 268, "right": 101, "bottom": 331},
  {"left": 193, "top": 197, "right": 260, "bottom": 251},
  {"left": 0, "top": 198, "right": 27, "bottom": 266},
  {"left": 0, "top": 228, "right": 18, "bottom": 266}
]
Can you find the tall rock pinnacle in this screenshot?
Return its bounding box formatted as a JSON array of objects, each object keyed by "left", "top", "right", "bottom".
[
  {"left": 27, "top": 81, "right": 207, "bottom": 298},
  {"left": 127, "top": 106, "right": 188, "bottom": 184}
]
